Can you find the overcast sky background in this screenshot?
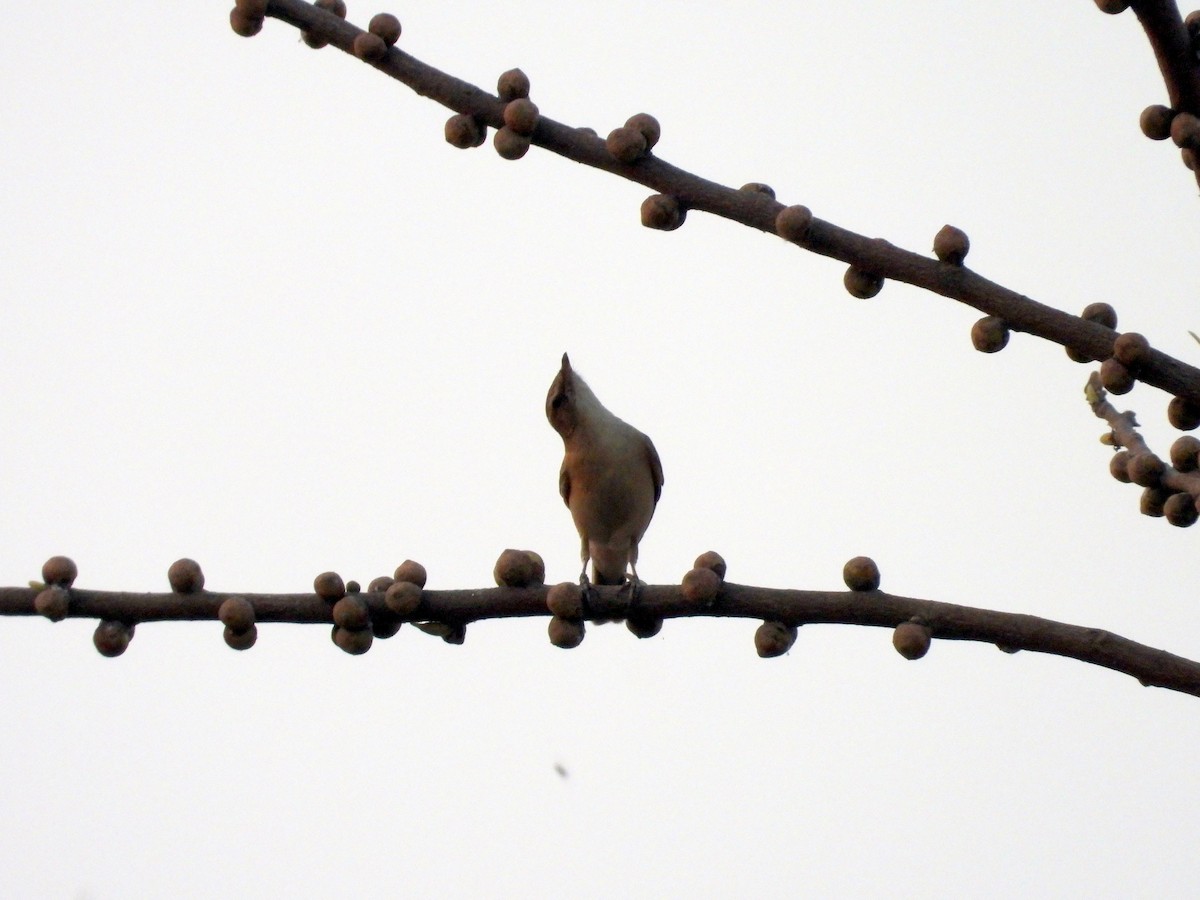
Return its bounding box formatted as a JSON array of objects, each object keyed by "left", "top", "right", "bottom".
[{"left": 2, "top": 2, "right": 1199, "bottom": 897}]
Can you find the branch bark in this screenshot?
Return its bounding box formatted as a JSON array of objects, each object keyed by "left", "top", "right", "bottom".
[{"left": 1134, "top": 1, "right": 1200, "bottom": 114}]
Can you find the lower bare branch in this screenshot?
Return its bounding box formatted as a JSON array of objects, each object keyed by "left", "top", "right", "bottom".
[{"left": 6, "top": 549, "right": 1200, "bottom": 696}]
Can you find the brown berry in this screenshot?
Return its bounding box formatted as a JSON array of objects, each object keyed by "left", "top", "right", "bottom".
[
  {"left": 218, "top": 596, "right": 256, "bottom": 633},
  {"left": 774, "top": 205, "right": 813, "bottom": 242},
  {"left": 1081, "top": 302, "right": 1117, "bottom": 329},
  {"left": 548, "top": 616, "right": 585, "bottom": 649},
  {"left": 35, "top": 586, "right": 70, "bottom": 622},
  {"left": 626, "top": 615, "right": 663, "bottom": 639},
  {"left": 229, "top": 8, "right": 264, "bottom": 37},
  {"left": 693, "top": 551, "right": 727, "bottom": 580},
  {"left": 224, "top": 623, "right": 258, "bottom": 651},
  {"left": 442, "top": 623, "right": 466, "bottom": 645},
  {"left": 353, "top": 32, "right": 387, "bottom": 62},
  {"left": 346, "top": 580, "right": 361, "bottom": 593},
  {"left": 94, "top": 620, "right": 132, "bottom": 658},
  {"left": 393, "top": 560, "right": 427, "bottom": 587},
  {"left": 368, "top": 575, "right": 395, "bottom": 593},
  {"left": 314, "top": 0, "right": 347, "bottom": 15},
  {"left": 606, "top": 126, "right": 647, "bottom": 163},
  {"left": 314, "top": 571, "right": 345, "bottom": 602},
  {"left": 371, "top": 615, "right": 403, "bottom": 639},
  {"left": 1127, "top": 452, "right": 1166, "bottom": 488},
  {"left": 1184, "top": 148, "right": 1197, "bottom": 171},
  {"left": 503, "top": 98, "right": 540, "bottom": 136},
  {"left": 497, "top": 68, "right": 530, "bottom": 101},
  {"left": 42, "top": 556, "right": 78, "bottom": 587},
  {"left": 843, "top": 556, "right": 881, "bottom": 592},
  {"left": 1140, "top": 105, "right": 1174, "bottom": 141},
  {"left": 525, "top": 551, "right": 546, "bottom": 586},
  {"left": 624, "top": 113, "right": 661, "bottom": 150},
  {"left": 333, "top": 625, "right": 373, "bottom": 655},
  {"left": 445, "top": 114, "right": 483, "bottom": 148},
  {"left": 333, "top": 595, "right": 371, "bottom": 631},
  {"left": 368, "top": 12, "right": 401, "bottom": 45},
  {"left": 168, "top": 558, "right": 204, "bottom": 593},
  {"left": 1109, "top": 449, "right": 1132, "bottom": 483},
  {"left": 301, "top": 31, "right": 328, "bottom": 49},
  {"left": 1113, "top": 332, "right": 1150, "bottom": 369},
  {"left": 1099, "top": 358, "right": 1134, "bottom": 394},
  {"left": 933, "top": 224, "right": 969, "bottom": 265},
  {"left": 844, "top": 267, "right": 883, "bottom": 299},
  {"left": 739, "top": 182, "right": 775, "bottom": 198},
  {"left": 681, "top": 567, "right": 721, "bottom": 604},
  {"left": 971, "top": 316, "right": 1009, "bottom": 353},
  {"left": 1066, "top": 345, "right": 1093, "bottom": 363},
  {"left": 640, "top": 194, "right": 685, "bottom": 231},
  {"left": 754, "top": 621, "right": 797, "bottom": 658},
  {"left": 494, "top": 548, "right": 538, "bottom": 587},
  {"left": 1093, "top": 0, "right": 1129, "bottom": 12},
  {"left": 235, "top": 0, "right": 269, "bottom": 15},
  {"left": 1171, "top": 112, "right": 1200, "bottom": 149},
  {"left": 893, "top": 620, "right": 932, "bottom": 660},
  {"left": 494, "top": 126, "right": 531, "bottom": 160},
  {"left": 384, "top": 580, "right": 422, "bottom": 616},
  {"left": 1140, "top": 486, "right": 1170, "bottom": 517},
  {"left": 1164, "top": 492, "right": 1199, "bottom": 527},
  {"left": 1168, "top": 396, "right": 1200, "bottom": 431},
  {"left": 546, "top": 582, "right": 584, "bottom": 620},
  {"left": 1170, "top": 435, "right": 1200, "bottom": 471}
]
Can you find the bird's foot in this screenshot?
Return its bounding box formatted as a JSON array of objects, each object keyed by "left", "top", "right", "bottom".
[
  {"left": 618, "top": 576, "right": 643, "bottom": 605},
  {"left": 578, "top": 572, "right": 601, "bottom": 618}
]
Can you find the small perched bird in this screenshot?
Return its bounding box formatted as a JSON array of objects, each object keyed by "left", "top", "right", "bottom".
[{"left": 546, "top": 353, "right": 664, "bottom": 586}]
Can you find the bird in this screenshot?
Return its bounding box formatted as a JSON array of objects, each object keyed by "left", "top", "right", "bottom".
[{"left": 546, "top": 353, "right": 664, "bottom": 586}]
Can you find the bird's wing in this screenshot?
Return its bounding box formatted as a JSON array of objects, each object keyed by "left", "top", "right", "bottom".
[
  {"left": 643, "top": 433, "right": 664, "bottom": 504},
  {"left": 558, "top": 460, "right": 571, "bottom": 507}
]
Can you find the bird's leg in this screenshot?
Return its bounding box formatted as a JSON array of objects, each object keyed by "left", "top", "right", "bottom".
[
  {"left": 578, "top": 566, "right": 600, "bottom": 618},
  {"left": 621, "top": 563, "right": 644, "bottom": 604}
]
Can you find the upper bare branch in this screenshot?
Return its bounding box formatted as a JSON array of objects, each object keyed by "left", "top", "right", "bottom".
[{"left": 236, "top": 0, "right": 1200, "bottom": 407}]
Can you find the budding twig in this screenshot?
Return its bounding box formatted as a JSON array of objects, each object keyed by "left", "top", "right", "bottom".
[
  {"left": 240, "top": 0, "right": 1200, "bottom": 403},
  {"left": 1086, "top": 371, "right": 1200, "bottom": 524},
  {"left": 6, "top": 549, "right": 1200, "bottom": 696}
]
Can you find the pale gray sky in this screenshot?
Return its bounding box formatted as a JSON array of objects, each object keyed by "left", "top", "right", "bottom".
[{"left": 2, "top": 2, "right": 1199, "bottom": 897}]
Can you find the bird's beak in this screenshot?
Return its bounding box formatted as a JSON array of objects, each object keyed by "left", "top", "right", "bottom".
[{"left": 561, "top": 352, "right": 571, "bottom": 372}]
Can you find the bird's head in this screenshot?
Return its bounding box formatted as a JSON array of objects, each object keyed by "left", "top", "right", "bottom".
[{"left": 546, "top": 352, "right": 578, "bottom": 438}]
